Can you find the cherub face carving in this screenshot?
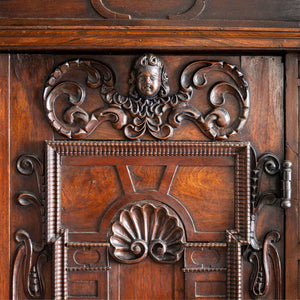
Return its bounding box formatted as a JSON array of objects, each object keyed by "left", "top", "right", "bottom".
[
  {"left": 129, "top": 54, "right": 170, "bottom": 100},
  {"left": 136, "top": 65, "right": 161, "bottom": 98}
]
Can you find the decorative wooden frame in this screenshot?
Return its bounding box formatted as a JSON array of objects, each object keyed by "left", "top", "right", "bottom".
[{"left": 46, "top": 140, "right": 250, "bottom": 298}]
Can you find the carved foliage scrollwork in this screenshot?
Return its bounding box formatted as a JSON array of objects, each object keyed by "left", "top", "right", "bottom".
[
  {"left": 108, "top": 201, "right": 185, "bottom": 264},
  {"left": 248, "top": 149, "right": 291, "bottom": 299},
  {"left": 44, "top": 54, "right": 249, "bottom": 140},
  {"left": 13, "top": 154, "right": 49, "bottom": 300}
]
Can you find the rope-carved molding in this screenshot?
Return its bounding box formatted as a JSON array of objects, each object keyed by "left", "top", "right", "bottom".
[{"left": 44, "top": 54, "right": 249, "bottom": 140}]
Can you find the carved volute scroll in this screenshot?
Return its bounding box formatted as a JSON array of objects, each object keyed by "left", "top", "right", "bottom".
[
  {"left": 108, "top": 201, "right": 185, "bottom": 264},
  {"left": 13, "top": 154, "right": 48, "bottom": 300},
  {"left": 247, "top": 149, "right": 292, "bottom": 299},
  {"left": 44, "top": 54, "right": 249, "bottom": 140}
]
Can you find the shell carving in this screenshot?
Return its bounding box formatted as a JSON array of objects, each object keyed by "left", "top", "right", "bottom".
[{"left": 109, "top": 202, "right": 185, "bottom": 264}]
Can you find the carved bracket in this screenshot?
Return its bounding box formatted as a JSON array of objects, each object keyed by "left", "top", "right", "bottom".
[
  {"left": 108, "top": 201, "right": 185, "bottom": 264},
  {"left": 44, "top": 54, "right": 249, "bottom": 140},
  {"left": 12, "top": 230, "right": 48, "bottom": 299},
  {"left": 249, "top": 231, "right": 281, "bottom": 299},
  {"left": 248, "top": 149, "right": 292, "bottom": 299},
  {"left": 12, "top": 154, "right": 49, "bottom": 300}
]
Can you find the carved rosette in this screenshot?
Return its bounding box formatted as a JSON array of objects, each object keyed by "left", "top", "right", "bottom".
[
  {"left": 44, "top": 54, "right": 249, "bottom": 140},
  {"left": 108, "top": 202, "right": 185, "bottom": 264}
]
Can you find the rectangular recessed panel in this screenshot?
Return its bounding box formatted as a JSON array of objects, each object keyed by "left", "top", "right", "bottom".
[
  {"left": 195, "top": 281, "right": 226, "bottom": 298},
  {"left": 61, "top": 165, "right": 122, "bottom": 232},
  {"left": 69, "top": 280, "right": 98, "bottom": 297},
  {"left": 170, "top": 166, "right": 234, "bottom": 232},
  {"left": 47, "top": 141, "right": 250, "bottom": 243},
  {"left": 185, "top": 247, "right": 227, "bottom": 269}
]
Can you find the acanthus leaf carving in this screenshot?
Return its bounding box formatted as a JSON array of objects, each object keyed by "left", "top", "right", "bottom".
[
  {"left": 108, "top": 201, "right": 185, "bottom": 264},
  {"left": 44, "top": 54, "right": 249, "bottom": 140}
]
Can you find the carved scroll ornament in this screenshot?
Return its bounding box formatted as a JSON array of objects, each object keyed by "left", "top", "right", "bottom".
[
  {"left": 248, "top": 150, "right": 292, "bottom": 299},
  {"left": 44, "top": 54, "right": 249, "bottom": 140},
  {"left": 13, "top": 154, "right": 48, "bottom": 300},
  {"left": 109, "top": 202, "right": 185, "bottom": 264}
]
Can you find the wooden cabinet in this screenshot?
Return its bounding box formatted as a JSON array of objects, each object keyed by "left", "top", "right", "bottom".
[{"left": 0, "top": 2, "right": 299, "bottom": 299}]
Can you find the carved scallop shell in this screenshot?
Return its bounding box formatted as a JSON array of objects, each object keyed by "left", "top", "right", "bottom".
[{"left": 109, "top": 202, "right": 185, "bottom": 264}]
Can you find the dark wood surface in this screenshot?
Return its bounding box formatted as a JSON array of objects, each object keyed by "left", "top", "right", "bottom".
[
  {"left": 1, "top": 1, "right": 300, "bottom": 50},
  {"left": 0, "top": 0, "right": 299, "bottom": 20},
  {"left": 0, "top": 54, "right": 10, "bottom": 300},
  {"left": 0, "top": 1, "right": 299, "bottom": 299},
  {"left": 4, "top": 52, "right": 289, "bottom": 299},
  {"left": 1, "top": 26, "right": 300, "bottom": 51},
  {"left": 285, "top": 53, "right": 299, "bottom": 300}
]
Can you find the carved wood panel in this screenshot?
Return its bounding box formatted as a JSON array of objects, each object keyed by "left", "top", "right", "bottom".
[
  {"left": 44, "top": 54, "right": 249, "bottom": 141},
  {"left": 6, "top": 53, "right": 288, "bottom": 300},
  {"left": 45, "top": 140, "right": 250, "bottom": 298}
]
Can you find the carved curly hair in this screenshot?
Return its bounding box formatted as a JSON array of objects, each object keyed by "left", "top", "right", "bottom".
[{"left": 129, "top": 53, "right": 170, "bottom": 99}]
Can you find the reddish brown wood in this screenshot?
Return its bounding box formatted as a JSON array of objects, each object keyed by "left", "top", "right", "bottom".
[
  {"left": 0, "top": 1, "right": 298, "bottom": 296},
  {"left": 9, "top": 54, "right": 55, "bottom": 300},
  {"left": 43, "top": 55, "right": 249, "bottom": 140},
  {"left": 0, "top": 0, "right": 299, "bottom": 22},
  {"left": 1, "top": 27, "right": 300, "bottom": 51},
  {"left": 285, "top": 53, "right": 299, "bottom": 299},
  {"left": 0, "top": 54, "right": 10, "bottom": 300}
]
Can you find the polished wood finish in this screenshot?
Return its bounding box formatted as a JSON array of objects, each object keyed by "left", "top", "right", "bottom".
[
  {"left": 5, "top": 53, "right": 287, "bottom": 299},
  {"left": 0, "top": 1, "right": 299, "bottom": 299},
  {"left": 1, "top": 27, "right": 300, "bottom": 51},
  {"left": 285, "top": 53, "right": 299, "bottom": 299},
  {"left": 0, "top": 54, "right": 10, "bottom": 300},
  {"left": 1, "top": 1, "right": 300, "bottom": 50}
]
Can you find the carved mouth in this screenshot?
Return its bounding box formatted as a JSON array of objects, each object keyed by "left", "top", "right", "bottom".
[{"left": 144, "top": 86, "right": 152, "bottom": 91}]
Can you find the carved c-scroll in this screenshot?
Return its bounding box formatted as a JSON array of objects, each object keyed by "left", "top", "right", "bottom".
[
  {"left": 44, "top": 54, "right": 249, "bottom": 140},
  {"left": 108, "top": 201, "right": 185, "bottom": 264}
]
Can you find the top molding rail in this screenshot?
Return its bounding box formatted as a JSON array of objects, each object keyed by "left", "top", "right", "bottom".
[{"left": 1, "top": 25, "right": 300, "bottom": 51}]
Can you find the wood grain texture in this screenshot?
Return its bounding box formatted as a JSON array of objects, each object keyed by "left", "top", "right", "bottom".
[
  {"left": 9, "top": 54, "right": 55, "bottom": 299},
  {"left": 2, "top": 51, "right": 290, "bottom": 298},
  {"left": 1, "top": 27, "right": 300, "bottom": 51},
  {"left": 285, "top": 53, "right": 299, "bottom": 299},
  {"left": 0, "top": 54, "right": 10, "bottom": 300},
  {"left": 0, "top": 0, "right": 299, "bottom": 23},
  {"left": 43, "top": 55, "right": 249, "bottom": 140},
  {"left": 240, "top": 56, "right": 284, "bottom": 156}
]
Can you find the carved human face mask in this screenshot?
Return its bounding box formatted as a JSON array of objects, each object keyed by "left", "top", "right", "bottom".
[{"left": 136, "top": 65, "right": 162, "bottom": 99}]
